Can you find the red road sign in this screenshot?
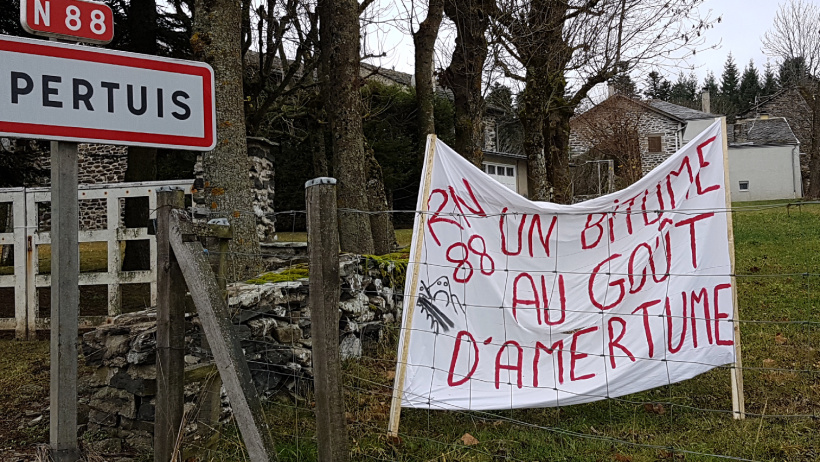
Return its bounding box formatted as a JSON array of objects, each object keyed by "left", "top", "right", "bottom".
[
  {"left": 20, "top": 0, "right": 114, "bottom": 44},
  {"left": 0, "top": 35, "right": 216, "bottom": 150}
]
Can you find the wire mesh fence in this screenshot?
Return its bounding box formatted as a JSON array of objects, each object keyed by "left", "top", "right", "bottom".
[{"left": 172, "top": 200, "right": 820, "bottom": 462}]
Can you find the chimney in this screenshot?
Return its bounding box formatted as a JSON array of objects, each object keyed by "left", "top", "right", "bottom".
[
  {"left": 607, "top": 84, "right": 616, "bottom": 98},
  {"left": 701, "top": 91, "right": 711, "bottom": 114},
  {"left": 733, "top": 122, "right": 746, "bottom": 143}
]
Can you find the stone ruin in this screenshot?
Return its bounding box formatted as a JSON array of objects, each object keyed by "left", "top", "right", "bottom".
[{"left": 78, "top": 254, "right": 405, "bottom": 457}]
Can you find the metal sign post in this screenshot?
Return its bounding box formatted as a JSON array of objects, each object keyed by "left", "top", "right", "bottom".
[
  {"left": 8, "top": 4, "right": 214, "bottom": 457},
  {"left": 49, "top": 139, "right": 80, "bottom": 461}
]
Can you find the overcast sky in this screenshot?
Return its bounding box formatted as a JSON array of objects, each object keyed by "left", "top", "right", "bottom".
[
  {"left": 686, "top": 0, "right": 787, "bottom": 81},
  {"left": 364, "top": 0, "right": 801, "bottom": 94}
]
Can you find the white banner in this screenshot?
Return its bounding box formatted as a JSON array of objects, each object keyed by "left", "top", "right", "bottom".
[{"left": 396, "top": 121, "right": 736, "bottom": 411}]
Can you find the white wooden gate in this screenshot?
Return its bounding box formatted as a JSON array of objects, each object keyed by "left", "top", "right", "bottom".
[{"left": 0, "top": 180, "right": 192, "bottom": 339}]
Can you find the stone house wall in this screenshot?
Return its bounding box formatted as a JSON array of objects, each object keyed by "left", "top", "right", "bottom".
[
  {"left": 570, "top": 97, "right": 681, "bottom": 175},
  {"left": 34, "top": 144, "right": 128, "bottom": 231}
]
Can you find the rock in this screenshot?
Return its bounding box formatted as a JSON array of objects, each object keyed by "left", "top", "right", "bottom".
[
  {"left": 360, "top": 322, "right": 383, "bottom": 343},
  {"left": 262, "top": 346, "right": 291, "bottom": 365},
  {"left": 125, "top": 431, "right": 153, "bottom": 452},
  {"left": 102, "top": 335, "right": 131, "bottom": 360},
  {"left": 381, "top": 286, "right": 396, "bottom": 309},
  {"left": 126, "top": 350, "right": 152, "bottom": 365},
  {"left": 339, "top": 292, "right": 374, "bottom": 322},
  {"left": 252, "top": 370, "right": 282, "bottom": 392},
  {"left": 273, "top": 324, "right": 302, "bottom": 344},
  {"left": 78, "top": 403, "right": 90, "bottom": 425},
  {"left": 247, "top": 317, "right": 278, "bottom": 338},
  {"left": 340, "top": 335, "right": 362, "bottom": 360},
  {"left": 131, "top": 329, "right": 157, "bottom": 352},
  {"left": 136, "top": 401, "right": 155, "bottom": 421},
  {"left": 369, "top": 296, "right": 386, "bottom": 312},
  {"left": 109, "top": 368, "right": 156, "bottom": 396},
  {"left": 120, "top": 417, "right": 154, "bottom": 433},
  {"left": 291, "top": 348, "right": 311, "bottom": 366},
  {"left": 88, "top": 409, "right": 118, "bottom": 427},
  {"left": 89, "top": 387, "right": 136, "bottom": 420},
  {"left": 343, "top": 318, "right": 359, "bottom": 333},
  {"left": 88, "top": 438, "right": 122, "bottom": 454}
]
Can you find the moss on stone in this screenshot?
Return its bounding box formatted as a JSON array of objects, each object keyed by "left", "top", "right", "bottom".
[
  {"left": 245, "top": 266, "right": 309, "bottom": 285},
  {"left": 363, "top": 252, "right": 409, "bottom": 288}
]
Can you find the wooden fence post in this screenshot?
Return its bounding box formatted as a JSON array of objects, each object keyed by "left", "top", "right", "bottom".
[
  {"left": 168, "top": 210, "right": 276, "bottom": 462},
  {"left": 155, "top": 187, "right": 187, "bottom": 461},
  {"left": 196, "top": 219, "right": 231, "bottom": 434},
  {"left": 305, "top": 177, "right": 348, "bottom": 461},
  {"left": 49, "top": 140, "right": 80, "bottom": 462}
]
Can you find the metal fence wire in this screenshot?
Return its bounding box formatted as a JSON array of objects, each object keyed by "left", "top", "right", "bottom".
[{"left": 103, "top": 202, "right": 820, "bottom": 460}]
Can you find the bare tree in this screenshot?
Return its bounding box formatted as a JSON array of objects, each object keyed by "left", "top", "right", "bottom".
[
  {"left": 319, "top": 0, "right": 375, "bottom": 254},
  {"left": 763, "top": 0, "right": 820, "bottom": 198},
  {"left": 439, "top": 0, "right": 495, "bottom": 166},
  {"left": 241, "top": 0, "right": 321, "bottom": 137},
  {"left": 413, "top": 0, "right": 445, "bottom": 159},
  {"left": 493, "top": 0, "right": 713, "bottom": 202}
]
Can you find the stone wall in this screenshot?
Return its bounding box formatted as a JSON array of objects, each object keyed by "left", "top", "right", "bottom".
[{"left": 79, "top": 254, "right": 404, "bottom": 457}]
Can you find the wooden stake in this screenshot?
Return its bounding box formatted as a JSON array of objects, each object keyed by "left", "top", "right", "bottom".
[
  {"left": 718, "top": 117, "right": 746, "bottom": 420},
  {"left": 155, "top": 187, "right": 186, "bottom": 462},
  {"left": 306, "top": 177, "right": 348, "bottom": 461},
  {"left": 49, "top": 140, "right": 80, "bottom": 461},
  {"left": 169, "top": 210, "right": 276, "bottom": 462},
  {"left": 388, "top": 135, "right": 438, "bottom": 437}
]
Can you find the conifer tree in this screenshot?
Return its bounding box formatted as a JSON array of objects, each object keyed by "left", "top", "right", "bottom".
[
  {"left": 739, "top": 59, "right": 761, "bottom": 112},
  {"left": 761, "top": 61, "right": 779, "bottom": 96},
  {"left": 720, "top": 53, "right": 741, "bottom": 117},
  {"left": 669, "top": 71, "right": 698, "bottom": 107},
  {"left": 701, "top": 70, "right": 719, "bottom": 97},
  {"left": 644, "top": 71, "right": 672, "bottom": 100}
]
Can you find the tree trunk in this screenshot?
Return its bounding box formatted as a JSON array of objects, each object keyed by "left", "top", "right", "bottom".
[
  {"left": 519, "top": 70, "right": 549, "bottom": 201},
  {"left": 192, "top": 0, "right": 261, "bottom": 280},
  {"left": 319, "top": 0, "right": 374, "bottom": 254},
  {"left": 128, "top": 0, "right": 158, "bottom": 55},
  {"left": 121, "top": 0, "right": 158, "bottom": 272},
  {"left": 806, "top": 82, "right": 820, "bottom": 198},
  {"left": 310, "top": 122, "right": 329, "bottom": 178},
  {"left": 545, "top": 107, "right": 573, "bottom": 204},
  {"left": 441, "top": 0, "right": 492, "bottom": 167},
  {"left": 366, "top": 146, "right": 396, "bottom": 255},
  {"left": 414, "top": 0, "right": 445, "bottom": 160}
]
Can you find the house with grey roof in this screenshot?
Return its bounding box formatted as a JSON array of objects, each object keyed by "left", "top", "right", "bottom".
[
  {"left": 570, "top": 93, "right": 802, "bottom": 201},
  {"left": 570, "top": 94, "right": 718, "bottom": 176},
  {"left": 727, "top": 117, "right": 802, "bottom": 201}
]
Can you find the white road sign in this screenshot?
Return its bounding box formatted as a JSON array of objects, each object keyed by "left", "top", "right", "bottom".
[{"left": 0, "top": 34, "right": 216, "bottom": 150}]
